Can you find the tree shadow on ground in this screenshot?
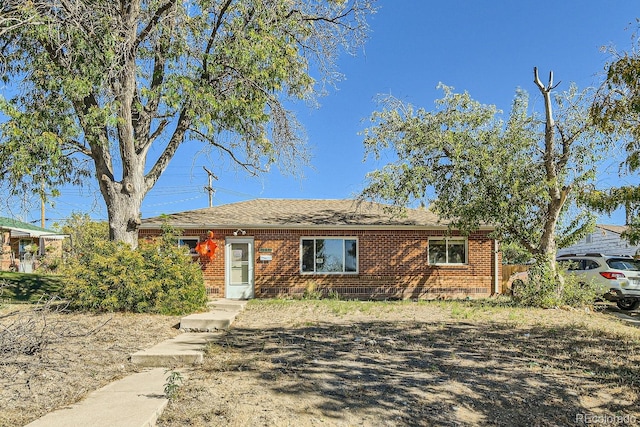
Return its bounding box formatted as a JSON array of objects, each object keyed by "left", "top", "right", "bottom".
[
  {"left": 0, "top": 272, "right": 63, "bottom": 302},
  {"left": 210, "top": 320, "right": 640, "bottom": 427}
]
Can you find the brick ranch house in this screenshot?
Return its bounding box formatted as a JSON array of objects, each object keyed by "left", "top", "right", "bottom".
[
  {"left": 139, "top": 199, "right": 502, "bottom": 300},
  {"left": 0, "top": 217, "right": 65, "bottom": 272}
]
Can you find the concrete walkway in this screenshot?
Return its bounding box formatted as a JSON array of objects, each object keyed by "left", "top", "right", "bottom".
[
  {"left": 131, "top": 299, "right": 246, "bottom": 367},
  {"left": 26, "top": 299, "right": 246, "bottom": 427},
  {"left": 25, "top": 368, "right": 171, "bottom": 427}
]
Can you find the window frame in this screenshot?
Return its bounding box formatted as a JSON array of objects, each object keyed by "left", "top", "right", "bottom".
[
  {"left": 300, "top": 237, "right": 359, "bottom": 274},
  {"left": 178, "top": 237, "right": 200, "bottom": 256},
  {"left": 428, "top": 237, "right": 468, "bottom": 265}
]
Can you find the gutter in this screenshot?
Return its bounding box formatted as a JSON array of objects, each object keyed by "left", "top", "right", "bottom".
[{"left": 494, "top": 239, "right": 500, "bottom": 295}]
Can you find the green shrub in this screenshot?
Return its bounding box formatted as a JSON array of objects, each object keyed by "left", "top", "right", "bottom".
[
  {"left": 560, "top": 275, "right": 600, "bottom": 308},
  {"left": 512, "top": 259, "right": 599, "bottom": 308},
  {"left": 58, "top": 212, "right": 110, "bottom": 254},
  {"left": 60, "top": 224, "right": 207, "bottom": 315}
]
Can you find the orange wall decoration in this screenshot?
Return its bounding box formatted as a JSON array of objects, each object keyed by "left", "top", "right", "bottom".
[{"left": 195, "top": 231, "right": 218, "bottom": 261}]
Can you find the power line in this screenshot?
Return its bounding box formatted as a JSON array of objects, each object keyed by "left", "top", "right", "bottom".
[{"left": 143, "top": 194, "right": 205, "bottom": 208}]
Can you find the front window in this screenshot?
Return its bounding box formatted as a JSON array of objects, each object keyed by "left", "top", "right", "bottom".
[
  {"left": 178, "top": 237, "right": 199, "bottom": 255},
  {"left": 428, "top": 238, "right": 467, "bottom": 264},
  {"left": 301, "top": 238, "right": 358, "bottom": 273}
]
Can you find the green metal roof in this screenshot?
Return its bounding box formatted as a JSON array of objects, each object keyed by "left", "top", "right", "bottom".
[{"left": 0, "top": 217, "right": 60, "bottom": 237}]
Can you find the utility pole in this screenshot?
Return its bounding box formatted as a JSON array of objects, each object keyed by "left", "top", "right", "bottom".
[
  {"left": 203, "top": 166, "right": 218, "bottom": 208},
  {"left": 40, "top": 181, "right": 46, "bottom": 228}
]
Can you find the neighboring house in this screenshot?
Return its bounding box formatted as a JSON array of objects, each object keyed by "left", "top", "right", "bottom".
[
  {"left": 557, "top": 224, "right": 639, "bottom": 257},
  {"left": 139, "top": 199, "right": 501, "bottom": 300},
  {"left": 0, "top": 217, "right": 65, "bottom": 272}
]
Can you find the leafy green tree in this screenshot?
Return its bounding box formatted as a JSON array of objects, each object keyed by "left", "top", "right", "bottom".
[
  {"left": 500, "top": 242, "right": 533, "bottom": 265},
  {"left": 0, "top": 0, "right": 375, "bottom": 247},
  {"left": 360, "top": 68, "right": 609, "bottom": 281},
  {"left": 586, "top": 27, "right": 640, "bottom": 242},
  {"left": 57, "top": 212, "right": 110, "bottom": 255},
  {"left": 580, "top": 186, "right": 640, "bottom": 244}
]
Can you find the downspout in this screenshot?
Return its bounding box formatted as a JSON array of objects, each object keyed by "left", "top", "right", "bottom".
[{"left": 494, "top": 239, "right": 500, "bottom": 295}]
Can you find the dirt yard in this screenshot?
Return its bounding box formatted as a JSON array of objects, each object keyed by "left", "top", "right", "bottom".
[
  {"left": 1, "top": 299, "right": 640, "bottom": 427},
  {"left": 0, "top": 301, "right": 181, "bottom": 427},
  {"left": 159, "top": 300, "right": 640, "bottom": 427}
]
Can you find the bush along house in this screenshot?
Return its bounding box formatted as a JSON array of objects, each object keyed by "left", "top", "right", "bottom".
[{"left": 139, "top": 199, "right": 501, "bottom": 300}]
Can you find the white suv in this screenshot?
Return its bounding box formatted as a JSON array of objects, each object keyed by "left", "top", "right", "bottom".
[{"left": 557, "top": 253, "right": 640, "bottom": 310}]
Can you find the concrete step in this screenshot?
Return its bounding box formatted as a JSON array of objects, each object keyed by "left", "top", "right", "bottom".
[
  {"left": 207, "top": 298, "right": 248, "bottom": 312},
  {"left": 25, "top": 368, "right": 171, "bottom": 427},
  {"left": 130, "top": 332, "right": 222, "bottom": 367},
  {"left": 131, "top": 299, "right": 245, "bottom": 368},
  {"left": 179, "top": 310, "right": 237, "bottom": 331}
]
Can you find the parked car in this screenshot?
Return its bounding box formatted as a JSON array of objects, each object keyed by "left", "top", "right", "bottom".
[{"left": 557, "top": 253, "right": 640, "bottom": 311}]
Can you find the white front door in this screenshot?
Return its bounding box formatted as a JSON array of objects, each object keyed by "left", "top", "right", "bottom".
[{"left": 225, "top": 238, "right": 254, "bottom": 299}]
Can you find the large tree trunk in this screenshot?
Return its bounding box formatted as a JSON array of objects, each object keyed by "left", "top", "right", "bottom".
[
  {"left": 538, "top": 196, "right": 564, "bottom": 277},
  {"left": 96, "top": 154, "right": 147, "bottom": 249},
  {"left": 98, "top": 24, "right": 148, "bottom": 249},
  {"left": 534, "top": 67, "right": 569, "bottom": 285},
  {"left": 538, "top": 217, "right": 559, "bottom": 279},
  {"left": 103, "top": 187, "right": 144, "bottom": 248}
]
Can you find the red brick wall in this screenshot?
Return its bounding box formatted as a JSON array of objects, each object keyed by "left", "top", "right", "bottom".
[
  {"left": 0, "top": 231, "right": 12, "bottom": 271},
  {"left": 139, "top": 228, "right": 500, "bottom": 299}
]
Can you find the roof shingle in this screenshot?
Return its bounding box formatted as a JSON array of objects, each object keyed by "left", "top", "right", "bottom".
[{"left": 140, "top": 199, "right": 452, "bottom": 229}]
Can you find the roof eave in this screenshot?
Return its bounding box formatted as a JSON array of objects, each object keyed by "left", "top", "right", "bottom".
[
  {"left": 1, "top": 227, "right": 68, "bottom": 238},
  {"left": 139, "top": 223, "right": 495, "bottom": 232}
]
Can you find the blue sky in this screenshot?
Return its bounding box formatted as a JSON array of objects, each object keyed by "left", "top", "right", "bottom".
[{"left": 6, "top": 0, "right": 640, "bottom": 226}]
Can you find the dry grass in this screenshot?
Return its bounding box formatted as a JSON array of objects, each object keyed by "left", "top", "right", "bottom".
[
  {"left": 0, "top": 301, "right": 180, "bottom": 427},
  {"left": 159, "top": 300, "right": 640, "bottom": 427},
  {"left": 2, "top": 299, "right": 640, "bottom": 427}
]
